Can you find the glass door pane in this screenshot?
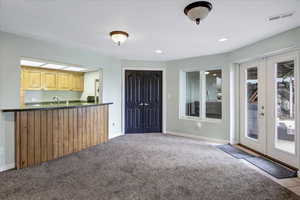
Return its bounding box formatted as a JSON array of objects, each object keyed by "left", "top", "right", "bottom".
[
  {"left": 186, "top": 72, "right": 200, "bottom": 117},
  {"left": 275, "top": 60, "right": 295, "bottom": 154},
  {"left": 246, "top": 67, "right": 259, "bottom": 140}
]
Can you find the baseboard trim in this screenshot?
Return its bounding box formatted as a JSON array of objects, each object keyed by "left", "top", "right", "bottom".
[
  {"left": 167, "top": 131, "right": 229, "bottom": 144},
  {"left": 0, "top": 163, "right": 15, "bottom": 172}
]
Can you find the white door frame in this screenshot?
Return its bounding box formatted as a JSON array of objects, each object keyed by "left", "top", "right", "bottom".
[
  {"left": 121, "top": 67, "right": 167, "bottom": 134},
  {"left": 239, "top": 59, "right": 267, "bottom": 154},
  {"left": 238, "top": 50, "right": 300, "bottom": 168},
  {"left": 266, "top": 51, "right": 299, "bottom": 168}
]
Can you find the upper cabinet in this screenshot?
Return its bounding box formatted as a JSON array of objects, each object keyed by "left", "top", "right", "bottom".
[
  {"left": 23, "top": 69, "right": 43, "bottom": 90},
  {"left": 21, "top": 66, "right": 84, "bottom": 92},
  {"left": 72, "top": 74, "right": 84, "bottom": 91},
  {"left": 57, "top": 72, "right": 71, "bottom": 90},
  {"left": 43, "top": 71, "right": 58, "bottom": 90}
]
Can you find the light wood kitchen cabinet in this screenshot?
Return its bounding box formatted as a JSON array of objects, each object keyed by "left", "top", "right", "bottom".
[
  {"left": 57, "top": 72, "right": 71, "bottom": 90},
  {"left": 23, "top": 69, "right": 43, "bottom": 90},
  {"left": 72, "top": 74, "right": 84, "bottom": 91},
  {"left": 21, "top": 66, "right": 84, "bottom": 92},
  {"left": 43, "top": 71, "right": 58, "bottom": 90}
]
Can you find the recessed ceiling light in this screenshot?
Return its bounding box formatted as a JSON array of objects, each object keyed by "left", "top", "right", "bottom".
[
  {"left": 41, "top": 64, "right": 67, "bottom": 69},
  {"left": 64, "top": 67, "right": 87, "bottom": 72},
  {"left": 20, "top": 60, "right": 45, "bottom": 67},
  {"left": 218, "top": 38, "right": 228, "bottom": 42},
  {"left": 204, "top": 71, "right": 210, "bottom": 75},
  {"left": 155, "top": 50, "right": 163, "bottom": 54}
]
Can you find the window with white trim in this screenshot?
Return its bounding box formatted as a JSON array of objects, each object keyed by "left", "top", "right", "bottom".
[{"left": 180, "top": 68, "right": 222, "bottom": 120}]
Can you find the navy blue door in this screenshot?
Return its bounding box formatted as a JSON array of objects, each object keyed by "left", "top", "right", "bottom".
[{"left": 125, "top": 70, "right": 162, "bottom": 133}]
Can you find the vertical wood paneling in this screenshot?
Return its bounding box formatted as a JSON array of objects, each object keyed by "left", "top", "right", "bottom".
[
  {"left": 90, "top": 107, "right": 95, "bottom": 146},
  {"left": 68, "top": 109, "right": 74, "bottom": 154},
  {"left": 27, "top": 111, "right": 35, "bottom": 166},
  {"left": 34, "top": 111, "right": 41, "bottom": 165},
  {"left": 98, "top": 107, "right": 102, "bottom": 143},
  {"left": 47, "top": 110, "right": 53, "bottom": 161},
  {"left": 77, "top": 108, "right": 83, "bottom": 151},
  {"left": 104, "top": 105, "right": 109, "bottom": 142},
  {"left": 73, "top": 109, "right": 78, "bottom": 152},
  {"left": 86, "top": 107, "right": 91, "bottom": 147},
  {"left": 101, "top": 106, "right": 105, "bottom": 143},
  {"left": 20, "top": 112, "right": 28, "bottom": 168},
  {"left": 15, "top": 112, "right": 21, "bottom": 169},
  {"left": 53, "top": 110, "right": 59, "bottom": 159},
  {"left": 41, "top": 111, "right": 47, "bottom": 162},
  {"left": 95, "top": 107, "right": 100, "bottom": 144},
  {"left": 63, "top": 109, "right": 69, "bottom": 155},
  {"left": 58, "top": 110, "right": 64, "bottom": 157},
  {"left": 15, "top": 105, "right": 109, "bottom": 169},
  {"left": 82, "top": 108, "right": 87, "bottom": 149}
]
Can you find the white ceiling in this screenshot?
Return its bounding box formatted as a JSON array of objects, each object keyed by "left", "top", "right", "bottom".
[{"left": 1, "top": 0, "right": 300, "bottom": 61}]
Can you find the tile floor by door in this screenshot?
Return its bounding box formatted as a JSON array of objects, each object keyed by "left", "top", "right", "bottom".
[{"left": 235, "top": 145, "right": 300, "bottom": 196}]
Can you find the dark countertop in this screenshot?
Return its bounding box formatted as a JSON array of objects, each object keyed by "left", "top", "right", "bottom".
[{"left": 1, "top": 102, "right": 113, "bottom": 112}]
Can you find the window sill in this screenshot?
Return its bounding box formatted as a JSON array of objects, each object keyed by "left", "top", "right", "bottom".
[{"left": 179, "top": 116, "right": 223, "bottom": 123}]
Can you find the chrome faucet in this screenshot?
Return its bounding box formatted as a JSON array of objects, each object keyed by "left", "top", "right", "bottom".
[{"left": 52, "top": 96, "right": 60, "bottom": 104}]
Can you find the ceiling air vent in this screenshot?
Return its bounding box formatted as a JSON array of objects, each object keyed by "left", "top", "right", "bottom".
[{"left": 268, "top": 12, "right": 295, "bottom": 21}]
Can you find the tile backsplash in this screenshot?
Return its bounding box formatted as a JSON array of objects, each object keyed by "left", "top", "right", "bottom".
[{"left": 25, "top": 90, "right": 83, "bottom": 103}]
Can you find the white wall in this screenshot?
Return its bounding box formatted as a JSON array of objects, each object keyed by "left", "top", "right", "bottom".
[
  {"left": 165, "top": 54, "right": 230, "bottom": 141},
  {"left": 229, "top": 27, "right": 300, "bottom": 63},
  {"left": 228, "top": 26, "right": 300, "bottom": 144},
  {"left": 165, "top": 26, "right": 300, "bottom": 143},
  {"left": 121, "top": 60, "right": 166, "bottom": 68},
  {"left": 0, "top": 31, "right": 122, "bottom": 171}
]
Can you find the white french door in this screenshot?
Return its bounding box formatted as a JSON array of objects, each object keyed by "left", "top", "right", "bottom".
[
  {"left": 240, "top": 51, "right": 299, "bottom": 168},
  {"left": 240, "top": 60, "right": 267, "bottom": 154},
  {"left": 266, "top": 52, "right": 299, "bottom": 167}
]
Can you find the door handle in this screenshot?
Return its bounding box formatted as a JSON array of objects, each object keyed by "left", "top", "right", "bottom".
[
  {"left": 144, "top": 103, "right": 149, "bottom": 106},
  {"left": 139, "top": 103, "right": 144, "bottom": 106}
]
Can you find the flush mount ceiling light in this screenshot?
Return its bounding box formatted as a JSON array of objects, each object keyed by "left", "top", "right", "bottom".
[
  {"left": 110, "top": 31, "right": 129, "bottom": 46},
  {"left": 184, "top": 1, "right": 213, "bottom": 25}
]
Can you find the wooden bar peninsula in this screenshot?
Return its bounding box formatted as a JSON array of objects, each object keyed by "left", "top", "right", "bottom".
[{"left": 2, "top": 103, "right": 112, "bottom": 169}]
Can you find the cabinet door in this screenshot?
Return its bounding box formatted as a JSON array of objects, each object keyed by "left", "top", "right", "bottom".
[
  {"left": 43, "top": 71, "right": 57, "bottom": 90},
  {"left": 72, "top": 74, "right": 84, "bottom": 92},
  {"left": 57, "top": 72, "right": 71, "bottom": 90},
  {"left": 78, "top": 75, "right": 84, "bottom": 91},
  {"left": 23, "top": 70, "right": 42, "bottom": 90}
]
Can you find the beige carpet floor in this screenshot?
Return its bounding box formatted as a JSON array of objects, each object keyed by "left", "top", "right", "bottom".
[{"left": 0, "top": 133, "right": 299, "bottom": 200}]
